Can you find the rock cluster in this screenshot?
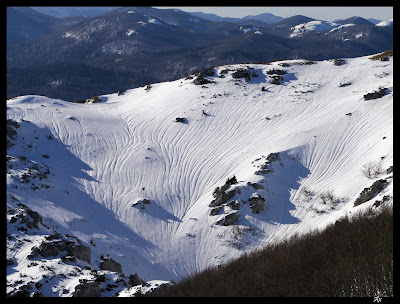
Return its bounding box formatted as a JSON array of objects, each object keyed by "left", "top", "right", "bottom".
[
  {"left": 354, "top": 179, "right": 388, "bottom": 207},
  {"left": 29, "top": 233, "right": 91, "bottom": 264}
]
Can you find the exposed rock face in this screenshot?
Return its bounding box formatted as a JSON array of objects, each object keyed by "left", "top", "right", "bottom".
[
  {"left": 249, "top": 195, "right": 265, "bottom": 214},
  {"left": 7, "top": 119, "right": 20, "bottom": 147},
  {"left": 193, "top": 68, "right": 215, "bottom": 85},
  {"left": 209, "top": 190, "right": 237, "bottom": 207},
  {"left": 266, "top": 69, "right": 286, "bottom": 75},
  {"left": 128, "top": 273, "right": 146, "bottom": 287},
  {"left": 216, "top": 211, "right": 240, "bottom": 226},
  {"left": 332, "top": 58, "right": 346, "bottom": 66},
  {"left": 100, "top": 256, "right": 122, "bottom": 273},
  {"left": 226, "top": 200, "right": 240, "bottom": 210},
  {"left": 175, "top": 117, "right": 186, "bottom": 123},
  {"left": 10, "top": 203, "right": 43, "bottom": 229},
  {"left": 209, "top": 206, "right": 223, "bottom": 216},
  {"left": 72, "top": 282, "right": 101, "bottom": 297},
  {"left": 132, "top": 198, "right": 152, "bottom": 209},
  {"left": 30, "top": 233, "right": 91, "bottom": 264},
  {"left": 354, "top": 179, "right": 388, "bottom": 207},
  {"left": 232, "top": 68, "right": 252, "bottom": 82},
  {"left": 364, "top": 87, "right": 388, "bottom": 100}
]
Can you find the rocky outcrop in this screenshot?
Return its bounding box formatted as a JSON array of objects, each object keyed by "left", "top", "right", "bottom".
[
  {"left": 29, "top": 233, "right": 91, "bottom": 264},
  {"left": 332, "top": 58, "right": 346, "bottom": 66},
  {"left": 72, "top": 282, "right": 101, "bottom": 297},
  {"left": 249, "top": 194, "right": 266, "bottom": 214},
  {"left": 192, "top": 68, "right": 215, "bottom": 85},
  {"left": 100, "top": 256, "right": 122, "bottom": 273},
  {"left": 175, "top": 117, "right": 186, "bottom": 123},
  {"left": 364, "top": 87, "right": 388, "bottom": 100},
  {"left": 9, "top": 203, "right": 43, "bottom": 230},
  {"left": 231, "top": 68, "right": 252, "bottom": 82},
  {"left": 7, "top": 119, "right": 20, "bottom": 148},
  {"left": 354, "top": 179, "right": 389, "bottom": 207},
  {"left": 132, "top": 198, "right": 152, "bottom": 209},
  {"left": 209, "top": 190, "right": 237, "bottom": 207},
  {"left": 216, "top": 211, "right": 240, "bottom": 226},
  {"left": 209, "top": 206, "right": 223, "bottom": 216},
  {"left": 128, "top": 273, "right": 146, "bottom": 287},
  {"left": 209, "top": 176, "right": 238, "bottom": 207}
]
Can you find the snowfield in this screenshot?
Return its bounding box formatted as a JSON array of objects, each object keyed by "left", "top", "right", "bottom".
[{"left": 7, "top": 53, "right": 393, "bottom": 296}]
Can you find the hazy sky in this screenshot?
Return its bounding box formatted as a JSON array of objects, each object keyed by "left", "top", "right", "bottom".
[{"left": 154, "top": 6, "right": 393, "bottom": 21}]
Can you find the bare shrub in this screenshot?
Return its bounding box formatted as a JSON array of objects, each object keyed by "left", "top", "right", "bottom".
[
  {"left": 319, "top": 190, "right": 336, "bottom": 205},
  {"left": 300, "top": 186, "right": 313, "bottom": 198},
  {"left": 151, "top": 205, "right": 393, "bottom": 297},
  {"left": 361, "top": 161, "right": 383, "bottom": 179}
]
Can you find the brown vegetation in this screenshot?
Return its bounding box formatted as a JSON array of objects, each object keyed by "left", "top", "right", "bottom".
[{"left": 151, "top": 205, "right": 393, "bottom": 297}]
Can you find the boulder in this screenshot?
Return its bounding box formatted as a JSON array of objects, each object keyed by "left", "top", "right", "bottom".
[
  {"left": 128, "top": 273, "right": 146, "bottom": 286},
  {"left": 100, "top": 256, "right": 122, "bottom": 273},
  {"left": 219, "top": 211, "right": 240, "bottom": 226},
  {"left": 30, "top": 233, "right": 91, "bottom": 264},
  {"left": 208, "top": 206, "right": 223, "bottom": 216},
  {"left": 72, "top": 282, "right": 101, "bottom": 297},
  {"left": 209, "top": 190, "right": 237, "bottom": 207},
  {"left": 354, "top": 179, "right": 388, "bottom": 207},
  {"left": 226, "top": 200, "right": 241, "bottom": 210},
  {"left": 232, "top": 68, "right": 252, "bottom": 82},
  {"left": 249, "top": 195, "right": 266, "bottom": 214},
  {"left": 364, "top": 87, "right": 388, "bottom": 100}
]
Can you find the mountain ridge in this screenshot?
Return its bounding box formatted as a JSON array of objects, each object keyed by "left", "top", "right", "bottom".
[{"left": 7, "top": 52, "right": 393, "bottom": 296}]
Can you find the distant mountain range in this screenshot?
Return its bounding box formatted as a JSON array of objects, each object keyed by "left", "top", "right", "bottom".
[{"left": 7, "top": 7, "right": 393, "bottom": 101}]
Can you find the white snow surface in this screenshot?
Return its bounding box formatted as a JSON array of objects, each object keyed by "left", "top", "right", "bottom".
[
  {"left": 290, "top": 20, "right": 339, "bottom": 37},
  {"left": 7, "top": 54, "right": 393, "bottom": 286},
  {"left": 375, "top": 19, "right": 393, "bottom": 27}
]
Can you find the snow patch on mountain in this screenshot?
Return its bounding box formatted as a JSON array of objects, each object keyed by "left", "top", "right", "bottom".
[
  {"left": 327, "top": 23, "right": 355, "bottom": 33},
  {"left": 375, "top": 19, "right": 393, "bottom": 27},
  {"left": 290, "top": 20, "right": 339, "bottom": 37},
  {"left": 7, "top": 53, "right": 393, "bottom": 296}
]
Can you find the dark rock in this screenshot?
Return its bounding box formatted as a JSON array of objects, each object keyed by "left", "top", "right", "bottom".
[
  {"left": 249, "top": 183, "right": 264, "bottom": 190},
  {"left": 218, "top": 211, "right": 240, "bottom": 226},
  {"left": 364, "top": 87, "right": 388, "bottom": 100},
  {"left": 128, "top": 273, "right": 146, "bottom": 286},
  {"left": 193, "top": 77, "right": 212, "bottom": 85},
  {"left": 175, "top": 117, "right": 186, "bottom": 123},
  {"left": 373, "top": 195, "right": 391, "bottom": 208},
  {"left": 354, "top": 179, "right": 389, "bottom": 207},
  {"left": 209, "top": 190, "right": 237, "bottom": 207},
  {"left": 270, "top": 75, "right": 283, "bottom": 85},
  {"left": 226, "top": 176, "right": 238, "bottom": 185},
  {"left": 193, "top": 68, "right": 215, "bottom": 85},
  {"left": 100, "top": 256, "right": 122, "bottom": 273},
  {"left": 31, "top": 233, "right": 91, "bottom": 264},
  {"left": 267, "top": 152, "right": 281, "bottom": 162},
  {"left": 266, "top": 69, "right": 286, "bottom": 75},
  {"left": 209, "top": 206, "right": 223, "bottom": 216},
  {"left": 226, "top": 200, "right": 241, "bottom": 210},
  {"left": 333, "top": 58, "right": 346, "bottom": 66},
  {"left": 249, "top": 195, "right": 265, "bottom": 214},
  {"left": 232, "top": 68, "right": 252, "bottom": 82},
  {"left": 386, "top": 166, "right": 393, "bottom": 174},
  {"left": 72, "top": 282, "right": 101, "bottom": 297}
]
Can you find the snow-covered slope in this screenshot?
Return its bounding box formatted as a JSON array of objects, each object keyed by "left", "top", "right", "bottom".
[
  {"left": 290, "top": 20, "right": 339, "bottom": 37},
  {"left": 376, "top": 19, "right": 393, "bottom": 27},
  {"left": 7, "top": 53, "right": 393, "bottom": 296}
]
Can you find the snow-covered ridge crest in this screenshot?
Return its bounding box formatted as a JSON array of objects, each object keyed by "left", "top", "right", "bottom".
[
  {"left": 375, "top": 19, "right": 393, "bottom": 27},
  {"left": 7, "top": 53, "right": 393, "bottom": 296},
  {"left": 290, "top": 20, "right": 339, "bottom": 37}
]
